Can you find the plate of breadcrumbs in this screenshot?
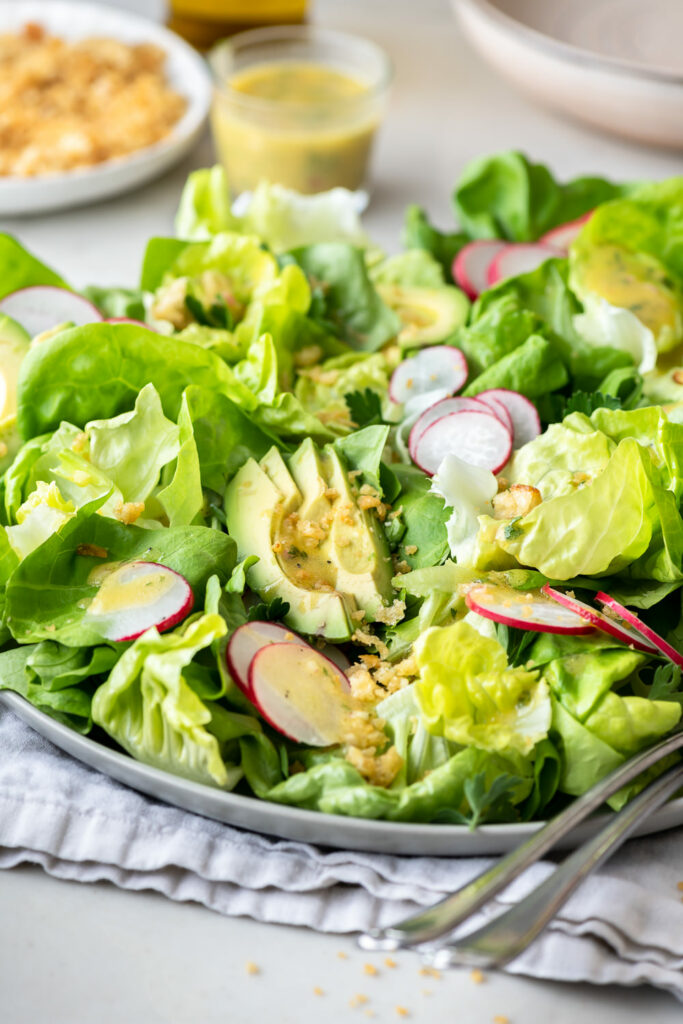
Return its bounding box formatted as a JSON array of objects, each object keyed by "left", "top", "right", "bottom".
[{"left": 0, "top": 1, "right": 211, "bottom": 215}]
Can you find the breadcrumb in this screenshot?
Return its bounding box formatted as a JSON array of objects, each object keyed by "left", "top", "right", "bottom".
[
  {"left": 337, "top": 951, "right": 349, "bottom": 959},
  {"left": 112, "top": 501, "right": 145, "bottom": 525},
  {"left": 245, "top": 961, "right": 260, "bottom": 975},
  {"left": 470, "top": 968, "right": 486, "bottom": 984},
  {"left": 677, "top": 881, "right": 683, "bottom": 891},
  {"left": 363, "top": 963, "right": 379, "bottom": 976},
  {"left": 395, "top": 1007, "right": 410, "bottom": 1018},
  {"left": 384, "top": 957, "right": 397, "bottom": 969},
  {"left": 493, "top": 1016, "right": 510, "bottom": 1024},
  {"left": 418, "top": 966, "right": 441, "bottom": 979},
  {"left": 349, "top": 993, "right": 368, "bottom": 1008},
  {"left": 313, "top": 986, "right": 324, "bottom": 996}
]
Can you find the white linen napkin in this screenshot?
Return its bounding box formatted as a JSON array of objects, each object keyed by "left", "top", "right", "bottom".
[{"left": 1, "top": 704, "right": 682, "bottom": 1000}]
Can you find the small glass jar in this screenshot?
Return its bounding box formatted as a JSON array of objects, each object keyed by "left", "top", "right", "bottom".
[{"left": 208, "top": 26, "right": 392, "bottom": 195}]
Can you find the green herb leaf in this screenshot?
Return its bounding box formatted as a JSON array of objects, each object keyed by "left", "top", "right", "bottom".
[
  {"left": 247, "top": 596, "right": 290, "bottom": 623},
  {"left": 344, "top": 388, "right": 384, "bottom": 427}
]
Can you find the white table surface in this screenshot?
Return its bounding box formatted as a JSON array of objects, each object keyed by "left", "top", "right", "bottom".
[{"left": 1, "top": 1, "right": 683, "bottom": 1021}]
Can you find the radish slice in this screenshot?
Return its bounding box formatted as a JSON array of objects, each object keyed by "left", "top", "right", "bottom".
[
  {"left": 596, "top": 592, "right": 683, "bottom": 668},
  {"left": 540, "top": 212, "right": 592, "bottom": 252},
  {"left": 84, "top": 561, "right": 193, "bottom": 642},
  {"left": 486, "top": 243, "right": 565, "bottom": 288},
  {"left": 389, "top": 346, "right": 468, "bottom": 406},
  {"left": 473, "top": 388, "right": 541, "bottom": 449},
  {"left": 226, "top": 620, "right": 303, "bottom": 697},
  {"left": 408, "top": 395, "right": 484, "bottom": 461},
  {"left": 0, "top": 286, "right": 103, "bottom": 338},
  {"left": 248, "top": 641, "right": 352, "bottom": 745},
  {"left": 465, "top": 583, "right": 594, "bottom": 635},
  {"left": 542, "top": 585, "right": 658, "bottom": 654},
  {"left": 453, "top": 240, "right": 506, "bottom": 300},
  {"left": 473, "top": 392, "right": 513, "bottom": 434},
  {"left": 414, "top": 410, "right": 512, "bottom": 476}
]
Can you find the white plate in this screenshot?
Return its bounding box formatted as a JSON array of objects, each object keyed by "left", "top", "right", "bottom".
[
  {"left": 453, "top": 0, "right": 683, "bottom": 149},
  {"left": 0, "top": 1, "right": 211, "bottom": 216},
  {"left": 3, "top": 689, "right": 683, "bottom": 855}
]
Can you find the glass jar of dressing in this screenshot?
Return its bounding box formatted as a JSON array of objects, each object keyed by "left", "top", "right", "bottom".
[{"left": 208, "top": 26, "right": 392, "bottom": 195}]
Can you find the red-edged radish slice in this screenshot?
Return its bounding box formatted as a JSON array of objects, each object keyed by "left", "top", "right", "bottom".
[
  {"left": 540, "top": 212, "right": 592, "bottom": 252},
  {"left": 226, "top": 620, "right": 303, "bottom": 697},
  {"left": 453, "top": 240, "right": 506, "bottom": 300},
  {"left": 0, "top": 286, "right": 103, "bottom": 338},
  {"left": 542, "top": 585, "right": 658, "bottom": 654},
  {"left": 466, "top": 583, "right": 594, "bottom": 635},
  {"left": 473, "top": 392, "right": 513, "bottom": 434},
  {"left": 389, "top": 346, "right": 468, "bottom": 406},
  {"left": 84, "top": 561, "right": 193, "bottom": 642},
  {"left": 486, "top": 243, "right": 564, "bottom": 288},
  {"left": 248, "top": 641, "right": 352, "bottom": 745},
  {"left": 596, "top": 592, "right": 683, "bottom": 668},
  {"left": 408, "top": 395, "right": 484, "bottom": 461},
  {"left": 473, "top": 388, "right": 541, "bottom": 449},
  {"left": 106, "top": 317, "right": 156, "bottom": 330},
  {"left": 414, "top": 409, "right": 512, "bottom": 476}
]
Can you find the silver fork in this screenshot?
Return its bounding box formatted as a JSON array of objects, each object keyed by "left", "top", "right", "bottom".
[{"left": 359, "top": 728, "right": 683, "bottom": 955}]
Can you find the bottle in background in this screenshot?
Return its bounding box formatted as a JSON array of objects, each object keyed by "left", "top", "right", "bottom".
[{"left": 168, "top": 0, "right": 308, "bottom": 49}]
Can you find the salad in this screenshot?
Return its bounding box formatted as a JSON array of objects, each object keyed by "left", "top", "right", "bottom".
[{"left": 1, "top": 150, "right": 683, "bottom": 828}]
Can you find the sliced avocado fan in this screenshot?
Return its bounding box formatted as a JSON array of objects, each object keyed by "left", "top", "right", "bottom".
[{"left": 224, "top": 438, "right": 394, "bottom": 641}]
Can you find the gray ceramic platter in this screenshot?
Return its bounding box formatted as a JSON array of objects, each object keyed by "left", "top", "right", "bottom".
[{"left": 3, "top": 690, "right": 683, "bottom": 855}]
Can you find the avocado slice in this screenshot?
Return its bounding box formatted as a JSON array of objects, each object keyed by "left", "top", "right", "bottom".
[
  {"left": 375, "top": 283, "right": 469, "bottom": 349},
  {"left": 225, "top": 457, "right": 352, "bottom": 640},
  {"left": 320, "top": 446, "right": 394, "bottom": 621},
  {"left": 0, "top": 314, "right": 30, "bottom": 422},
  {"left": 0, "top": 314, "right": 31, "bottom": 473},
  {"left": 224, "top": 438, "right": 397, "bottom": 640},
  {"left": 570, "top": 243, "right": 682, "bottom": 353},
  {"left": 260, "top": 447, "right": 301, "bottom": 512}
]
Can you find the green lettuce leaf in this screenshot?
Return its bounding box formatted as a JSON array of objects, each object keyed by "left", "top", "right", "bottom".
[
  {"left": 499, "top": 439, "right": 661, "bottom": 578},
  {"left": 83, "top": 285, "right": 145, "bottom": 322},
  {"left": 238, "top": 180, "right": 368, "bottom": 252},
  {"left": 463, "top": 333, "right": 568, "bottom": 399},
  {"left": 295, "top": 352, "right": 390, "bottom": 435},
  {"left": 401, "top": 205, "right": 467, "bottom": 278},
  {"left": 0, "top": 234, "right": 68, "bottom": 300},
  {"left": 91, "top": 613, "right": 243, "bottom": 788},
  {"left": 415, "top": 620, "right": 551, "bottom": 757},
  {"left": 174, "top": 165, "right": 236, "bottom": 241},
  {"left": 453, "top": 151, "right": 624, "bottom": 242},
  {"left": 370, "top": 249, "right": 446, "bottom": 288},
  {"left": 5, "top": 503, "right": 235, "bottom": 646},
  {"left": 292, "top": 243, "right": 401, "bottom": 351},
  {"left": 0, "top": 644, "right": 93, "bottom": 732},
  {"left": 16, "top": 322, "right": 251, "bottom": 440}
]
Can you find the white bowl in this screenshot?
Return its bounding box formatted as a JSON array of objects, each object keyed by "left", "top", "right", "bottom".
[
  {"left": 453, "top": 0, "right": 683, "bottom": 150},
  {"left": 0, "top": 1, "right": 211, "bottom": 216}
]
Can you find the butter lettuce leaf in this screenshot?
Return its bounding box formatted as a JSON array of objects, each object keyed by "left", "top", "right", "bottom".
[
  {"left": 415, "top": 620, "right": 551, "bottom": 757},
  {"left": 452, "top": 151, "right": 625, "bottom": 242},
  {"left": 291, "top": 243, "right": 401, "bottom": 352},
  {"left": 5, "top": 503, "right": 235, "bottom": 646},
  {"left": 401, "top": 205, "right": 467, "bottom": 278},
  {"left": 174, "top": 165, "right": 236, "bottom": 241},
  {"left": 0, "top": 233, "right": 67, "bottom": 300},
  {"left": 238, "top": 180, "right": 368, "bottom": 252},
  {"left": 91, "top": 614, "right": 243, "bottom": 788},
  {"left": 499, "top": 439, "right": 658, "bottom": 579}
]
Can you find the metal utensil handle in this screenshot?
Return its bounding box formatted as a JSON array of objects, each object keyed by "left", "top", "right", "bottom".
[
  {"left": 359, "top": 727, "right": 683, "bottom": 951},
  {"left": 433, "top": 761, "right": 683, "bottom": 970}
]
